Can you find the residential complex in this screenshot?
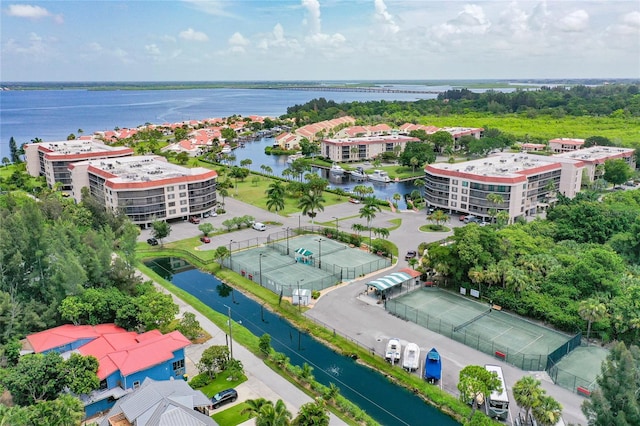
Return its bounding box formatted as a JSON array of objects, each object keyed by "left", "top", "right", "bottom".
[
  {"left": 69, "top": 155, "right": 217, "bottom": 227},
  {"left": 24, "top": 324, "right": 191, "bottom": 418},
  {"left": 554, "top": 145, "right": 636, "bottom": 182},
  {"left": 424, "top": 153, "right": 585, "bottom": 221},
  {"left": 549, "top": 138, "right": 585, "bottom": 153},
  {"left": 24, "top": 138, "right": 134, "bottom": 189},
  {"left": 321, "top": 134, "right": 420, "bottom": 163}
]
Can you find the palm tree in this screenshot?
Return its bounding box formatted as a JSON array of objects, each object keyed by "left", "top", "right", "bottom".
[
  {"left": 413, "top": 178, "right": 425, "bottom": 197},
  {"left": 513, "top": 376, "right": 544, "bottom": 426},
  {"left": 578, "top": 298, "right": 607, "bottom": 344},
  {"left": 297, "top": 190, "right": 325, "bottom": 225},
  {"left": 293, "top": 399, "right": 330, "bottom": 426},
  {"left": 359, "top": 200, "right": 381, "bottom": 251},
  {"left": 496, "top": 210, "right": 510, "bottom": 227},
  {"left": 259, "top": 399, "right": 292, "bottom": 426},
  {"left": 427, "top": 210, "right": 449, "bottom": 230},
  {"left": 532, "top": 395, "right": 562, "bottom": 426},
  {"left": 487, "top": 193, "right": 504, "bottom": 223},
  {"left": 241, "top": 398, "right": 270, "bottom": 419},
  {"left": 266, "top": 181, "right": 286, "bottom": 215},
  {"left": 240, "top": 158, "right": 252, "bottom": 170},
  {"left": 351, "top": 223, "right": 366, "bottom": 236},
  {"left": 392, "top": 192, "right": 401, "bottom": 207},
  {"left": 410, "top": 156, "right": 419, "bottom": 173}
]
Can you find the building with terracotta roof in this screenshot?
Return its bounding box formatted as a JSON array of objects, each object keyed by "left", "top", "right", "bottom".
[
  {"left": 24, "top": 139, "right": 134, "bottom": 190},
  {"left": 321, "top": 135, "right": 420, "bottom": 163},
  {"left": 68, "top": 155, "right": 217, "bottom": 227},
  {"left": 553, "top": 146, "right": 636, "bottom": 182},
  {"left": 549, "top": 138, "right": 585, "bottom": 153},
  {"left": 424, "top": 153, "right": 585, "bottom": 221},
  {"left": 25, "top": 324, "right": 191, "bottom": 418}
]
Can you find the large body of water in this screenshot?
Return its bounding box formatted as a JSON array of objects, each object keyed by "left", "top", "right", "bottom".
[
  {"left": 146, "top": 258, "right": 460, "bottom": 426},
  {"left": 0, "top": 87, "right": 433, "bottom": 158}
]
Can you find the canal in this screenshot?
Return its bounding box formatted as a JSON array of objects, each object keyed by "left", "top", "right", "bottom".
[{"left": 145, "top": 257, "right": 460, "bottom": 426}]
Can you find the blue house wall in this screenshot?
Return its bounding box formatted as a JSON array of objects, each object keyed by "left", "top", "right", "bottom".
[
  {"left": 85, "top": 396, "right": 115, "bottom": 418},
  {"left": 121, "top": 348, "right": 186, "bottom": 389},
  {"left": 42, "top": 337, "right": 97, "bottom": 355}
]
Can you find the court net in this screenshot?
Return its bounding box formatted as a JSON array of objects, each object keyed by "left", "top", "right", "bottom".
[{"left": 453, "top": 308, "right": 492, "bottom": 332}]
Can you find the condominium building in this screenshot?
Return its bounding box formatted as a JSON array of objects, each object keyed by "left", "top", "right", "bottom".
[
  {"left": 69, "top": 156, "right": 217, "bottom": 227},
  {"left": 321, "top": 135, "right": 420, "bottom": 162},
  {"left": 549, "top": 138, "right": 584, "bottom": 153},
  {"left": 553, "top": 146, "right": 636, "bottom": 182},
  {"left": 424, "top": 153, "right": 585, "bottom": 221},
  {"left": 24, "top": 139, "right": 133, "bottom": 189}
]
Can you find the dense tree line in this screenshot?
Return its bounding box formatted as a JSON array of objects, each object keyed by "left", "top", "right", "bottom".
[
  {"left": 424, "top": 188, "right": 640, "bottom": 345},
  {"left": 283, "top": 84, "right": 640, "bottom": 126}
]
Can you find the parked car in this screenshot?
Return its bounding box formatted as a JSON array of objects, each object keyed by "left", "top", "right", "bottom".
[
  {"left": 147, "top": 238, "right": 158, "bottom": 246},
  {"left": 210, "top": 388, "right": 238, "bottom": 409},
  {"left": 349, "top": 198, "right": 361, "bottom": 204},
  {"left": 405, "top": 250, "right": 417, "bottom": 260},
  {"left": 463, "top": 215, "right": 480, "bottom": 224},
  {"left": 200, "top": 236, "right": 211, "bottom": 243},
  {"left": 252, "top": 222, "right": 267, "bottom": 231},
  {"left": 459, "top": 215, "right": 466, "bottom": 222},
  {"left": 189, "top": 216, "right": 200, "bottom": 224}
]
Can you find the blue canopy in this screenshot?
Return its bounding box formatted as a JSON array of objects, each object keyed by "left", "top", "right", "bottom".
[{"left": 366, "top": 272, "right": 412, "bottom": 292}]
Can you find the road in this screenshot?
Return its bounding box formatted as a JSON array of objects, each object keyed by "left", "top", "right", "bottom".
[{"left": 139, "top": 196, "right": 588, "bottom": 426}]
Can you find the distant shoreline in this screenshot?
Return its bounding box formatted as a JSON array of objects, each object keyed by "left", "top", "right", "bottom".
[{"left": 2, "top": 78, "right": 637, "bottom": 92}]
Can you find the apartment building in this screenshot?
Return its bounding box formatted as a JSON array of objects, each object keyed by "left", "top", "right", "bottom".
[
  {"left": 24, "top": 139, "right": 133, "bottom": 189},
  {"left": 549, "top": 138, "right": 585, "bottom": 153},
  {"left": 69, "top": 155, "right": 217, "bottom": 227},
  {"left": 553, "top": 146, "right": 636, "bottom": 182},
  {"left": 321, "top": 135, "right": 420, "bottom": 162},
  {"left": 424, "top": 153, "right": 585, "bottom": 221}
]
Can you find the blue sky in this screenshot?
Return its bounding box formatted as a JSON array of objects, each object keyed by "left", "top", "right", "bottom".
[{"left": 2, "top": 0, "right": 639, "bottom": 81}]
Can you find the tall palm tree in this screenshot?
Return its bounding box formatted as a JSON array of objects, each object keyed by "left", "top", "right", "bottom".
[
  {"left": 392, "top": 192, "right": 401, "bottom": 207},
  {"left": 218, "top": 188, "right": 228, "bottom": 208},
  {"left": 413, "top": 178, "right": 425, "bottom": 197},
  {"left": 532, "top": 395, "right": 562, "bottom": 426},
  {"left": 266, "top": 181, "right": 286, "bottom": 215},
  {"left": 487, "top": 193, "right": 504, "bottom": 223},
  {"left": 293, "top": 399, "right": 330, "bottom": 426},
  {"left": 513, "top": 376, "right": 544, "bottom": 426},
  {"left": 297, "top": 190, "right": 325, "bottom": 225},
  {"left": 359, "top": 200, "right": 381, "bottom": 252},
  {"left": 241, "top": 397, "right": 269, "bottom": 418},
  {"left": 578, "top": 298, "right": 607, "bottom": 344}
]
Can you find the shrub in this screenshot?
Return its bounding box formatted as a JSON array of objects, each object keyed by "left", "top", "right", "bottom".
[
  {"left": 258, "top": 334, "right": 272, "bottom": 358},
  {"left": 311, "top": 290, "right": 321, "bottom": 299},
  {"left": 188, "top": 373, "right": 212, "bottom": 389}
]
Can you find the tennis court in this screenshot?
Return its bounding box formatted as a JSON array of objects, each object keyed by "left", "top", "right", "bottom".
[
  {"left": 387, "top": 288, "right": 577, "bottom": 371},
  {"left": 548, "top": 345, "right": 609, "bottom": 394},
  {"left": 225, "top": 232, "right": 390, "bottom": 297}
]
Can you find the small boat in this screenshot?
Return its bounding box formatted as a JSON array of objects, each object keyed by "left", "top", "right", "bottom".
[
  {"left": 286, "top": 153, "right": 305, "bottom": 164},
  {"left": 424, "top": 347, "right": 442, "bottom": 383},
  {"left": 369, "top": 169, "right": 391, "bottom": 183},
  {"left": 402, "top": 342, "right": 420, "bottom": 372},
  {"left": 221, "top": 144, "right": 232, "bottom": 154},
  {"left": 350, "top": 166, "right": 368, "bottom": 181},
  {"left": 330, "top": 163, "right": 346, "bottom": 177},
  {"left": 385, "top": 338, "right": 401, "bottom": 364}
]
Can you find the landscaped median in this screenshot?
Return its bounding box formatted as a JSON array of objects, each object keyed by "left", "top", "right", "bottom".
[{"left": 136, "top": 246, "right": 500, "bottom": 425}]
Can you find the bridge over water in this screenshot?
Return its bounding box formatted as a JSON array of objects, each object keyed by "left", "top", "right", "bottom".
[{"left": 265, "top": 85, "right": 442, "bottom": 95}]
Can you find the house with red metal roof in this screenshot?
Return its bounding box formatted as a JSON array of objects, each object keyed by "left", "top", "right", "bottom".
[{"left": 25, "top": 324, "right": 191, "bottom": 418}]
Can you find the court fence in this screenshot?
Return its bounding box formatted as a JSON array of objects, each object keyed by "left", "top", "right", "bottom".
[{"left": 385, "top": 295, "right": 580, "bottom": 372}]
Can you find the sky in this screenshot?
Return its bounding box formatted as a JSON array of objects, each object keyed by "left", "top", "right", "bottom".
[{"left": 1, "top": 0, "right": 639, "bottom": 81}]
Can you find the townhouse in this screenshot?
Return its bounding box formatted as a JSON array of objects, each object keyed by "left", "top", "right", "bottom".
[{"left": 321, "top": 134, "right": 420, "bottom": 163}]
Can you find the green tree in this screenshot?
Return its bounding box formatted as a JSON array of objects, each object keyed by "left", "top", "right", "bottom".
[
  {"left": 582, "top": 342, "right": 640, "bottom": 426},
  {"left": 135, "top": 288, "right": 179, "bottom": 331},
  {"left": 30, "top": 394, "right": 84, "bottom": 426},
  {"left": 297, "top": 190, "right": 325, "bottom": 225},
  {"left": 218, "top": 187, "right": 228, "bottom": 207},
  {"left": 151, "top": 220, "right": 171, "bottom": 245},
  {"left": 427, "top": 210, "right": 449, "bottom": 230},
  {"left": 603, "top": 159, "right": 633, "bottom": 188},
  {"left": 64, "top": 353, "right": 100, "bottom": 395},
  {"left": 457, "top": 365, "right": 501, "bottom": 421},
  {"left": 429, "top": 130, "right": 454, "bottom": 153},
  {"left": 513, "top": 376, "right": 544, "bottom": 426},
  {"left": 293, "top": 399, "right": 330, "bottom": 426},
  {"left": 9, "top": 137, "right": 20, "bottom": 163},
  {"left": 197, "top": 345, "right": 230, "bottom": 379},
  {"left": 532, "top": 395, "right": 563, "bottom": 426},
  {"left": 175, "top": 152, "right": 190, "bottom": 165},
  {"left": 259, "top": 334, "right": 272, "bottom": 358},
  {"left": 578, "top": 298, "right": 607, "bottom": 344},
  {"left": 226, "top": 358, "right": 244, "bottom": 381},
  {"left": 3, "top": 352, "right": 68, "bottom": 405},
  {"left": 176, "top": 312, "right": 201, "bottom": 340},
  {"left": 486, "top": 193, "right": 504, "bottom": 223},
  {"left": 359, "top": 199, "right": 381, "bottom": 251},
  {"left": 198, "top": 222, "right": 214, "bottom": 236},
  {"left": 399, "top": 141, "right": 436, "bottom": 168},
  {"left": 266, "top": 181, "right": 286, "bottom": 215},
  {"left": 221, "top": 127, "right": 237, "bottom": 141},
  {"left": 240, "top": 158, "right": 252, "bottom": 170},
  {"left": 584, "top": 136, "right": 613, "bottom": 147}
]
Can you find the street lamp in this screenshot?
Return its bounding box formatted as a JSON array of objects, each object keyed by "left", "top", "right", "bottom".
[
  {"left": 229, "top": 239, "right": 233, "bottom": 270},
  {"left": 223, "top": 304, "right": 234, "bottom": 359},
  {"left": 332, "top": 216, "right": 339, "bottom": 231},
  {"left": 318, "top": 238, "right": 323, "bottom": 269},
  {"left": 259, "top": 253, "right": 265, "bottom": 287},
  {"left": 284, "top": 227, "right": 290, "bottom": 255}
]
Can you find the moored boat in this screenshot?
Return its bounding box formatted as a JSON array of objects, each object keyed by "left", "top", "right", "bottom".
[
  {"left": 385, "top": 338, "right": 401, "bottom": 364},
  {"left": 369, "top": 169, "right": 391, "bottom": 183},
  {"left": 424, "top": 347, "right": 442, "bottom": 383},
  {"left": 330, "top": 163, "right": 346, "bottom": 177},
  {"left": 402, "top": 342, "right": 420, "bottom": 372},
  {"left": 350, "top": 166, "right": 368, "bottom": 181},
  {"left": 286, "top": 153, "right": 305, "bottom": 164}
]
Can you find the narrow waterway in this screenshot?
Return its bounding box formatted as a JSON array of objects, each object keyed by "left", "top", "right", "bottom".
[{"left": 146, "top": 257, "right": 460, "bottom": 426}]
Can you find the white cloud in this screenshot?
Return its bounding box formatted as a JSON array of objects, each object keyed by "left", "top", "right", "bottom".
[
  {"left": 6, "top": 4, "right": 63, "bottom": 23},
  {"left": 145, "top": 44, "right": 161, "bottom": 55},
  {"left": 87, "top": 42, "right": 103, "bottom": 52},
  {"left": 181, "top": 0, "right": 235, "bottom": 18},
  {"left": 227, "top": 32, "right": 249, "bottom": 54},
  {"left": 256, "top": 24, "right": 303, "bottom": 54},
  {"left": 558, "top": 9, "right": 589, "bottom": 32},
  {"left": 302, "top": 0, "right": 321, "bottom": 34},
  {"left": 161, "top": 34, "right": 177, "bottom": 43},
  {"left": 434, "top": 4, "right": 491, "bottom": 39},
  {"left": 179, "top": 28, "right": 209, "bottom": 42},
  {"left": 374, "top": 0, "right": 399, "bottom": 35}
]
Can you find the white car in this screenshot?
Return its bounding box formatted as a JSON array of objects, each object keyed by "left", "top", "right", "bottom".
[{"left": 252, "top": 222, "right": 267, "bottom": 231}]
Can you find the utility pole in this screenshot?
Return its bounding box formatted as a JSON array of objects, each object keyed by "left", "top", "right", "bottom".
[{"left": 224, "top": 304, "right": 233, "bottom": 359}]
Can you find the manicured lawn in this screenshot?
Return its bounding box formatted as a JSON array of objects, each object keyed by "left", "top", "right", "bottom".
[
  {"left": 211, "top": 402, "right": 253, "bottom": 426},
  {"left": 196, "top": 369, "right": 248, "bottom": 398}
]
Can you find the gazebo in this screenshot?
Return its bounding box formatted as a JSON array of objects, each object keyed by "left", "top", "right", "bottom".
[
  {"left": 365, "top": 269, "right": 420, "bottom": 298},
  {"left": 295, "top": 248, "right": 313, "bottom": 265}
]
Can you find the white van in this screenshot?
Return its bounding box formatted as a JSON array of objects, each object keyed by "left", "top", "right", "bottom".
[{"left": 252, "top": 222, "right": 267, "bottom": 231}]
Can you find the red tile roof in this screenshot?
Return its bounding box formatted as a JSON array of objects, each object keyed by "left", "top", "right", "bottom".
[{"left": 27, "top": 324, "right": 190, "bottom": 381}]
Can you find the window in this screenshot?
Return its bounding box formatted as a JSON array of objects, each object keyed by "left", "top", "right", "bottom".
[
  {"left": 180, "top": 200, "right": 187, "bottom": 205},
  {"left": 168, "top": 202, "right": 175, "bottom": 207},
  {"left": 462, "top": 196, "right": 467, "bottom": 202},
  {"left": 167, "top": 186, "right": 174, "bottom": 192},
  {"left": 168, "top": 194, "right": 175, "bottom": 200},
  {"left": 451, "top": 201, "right": 457, "bottom": 207},
  {"left": 462, "top": 189, "right": 468, "bottom": 194},
  {"left": 451, "top": 194, "right": 457, "bottom": 200},
  {"left": 461, "top": 204, "right": 467, "bottom": 209},
  {"left": 179, "top": 185, "right": 186, "bottom": 190},
  {"left": 462, "top": 181, "right": 468, "bottom": 187},
  {"left": 169, "top": 209, "right": 176, "bottom": 214},
  {"left": 173, "top": 359, "right": 185, "bottom": 371},
  {"left": 179, "top": 192, "right": 187, "bottom": 198},
  {"left": 181, "top": 207, "right": 188, "bottom": 213},
  {"left": 133, "top": 381, "right": 141, "bottom": 389},
  {"left": 452, "top": 179, "right": 458, "bottom": 185},
  {"left": 452, "top": 187, "right": 458, "bottom": 193}
]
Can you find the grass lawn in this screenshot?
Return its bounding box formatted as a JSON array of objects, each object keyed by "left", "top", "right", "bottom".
[
  {"left": 420, "top": 224, "right": 451, "bottom": 232},
  {"left": 196, "top": 369, "right": 248, "bottom": 398},
  {"left": 211, "top": 402, "right": 253, "bottom": 426}
]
